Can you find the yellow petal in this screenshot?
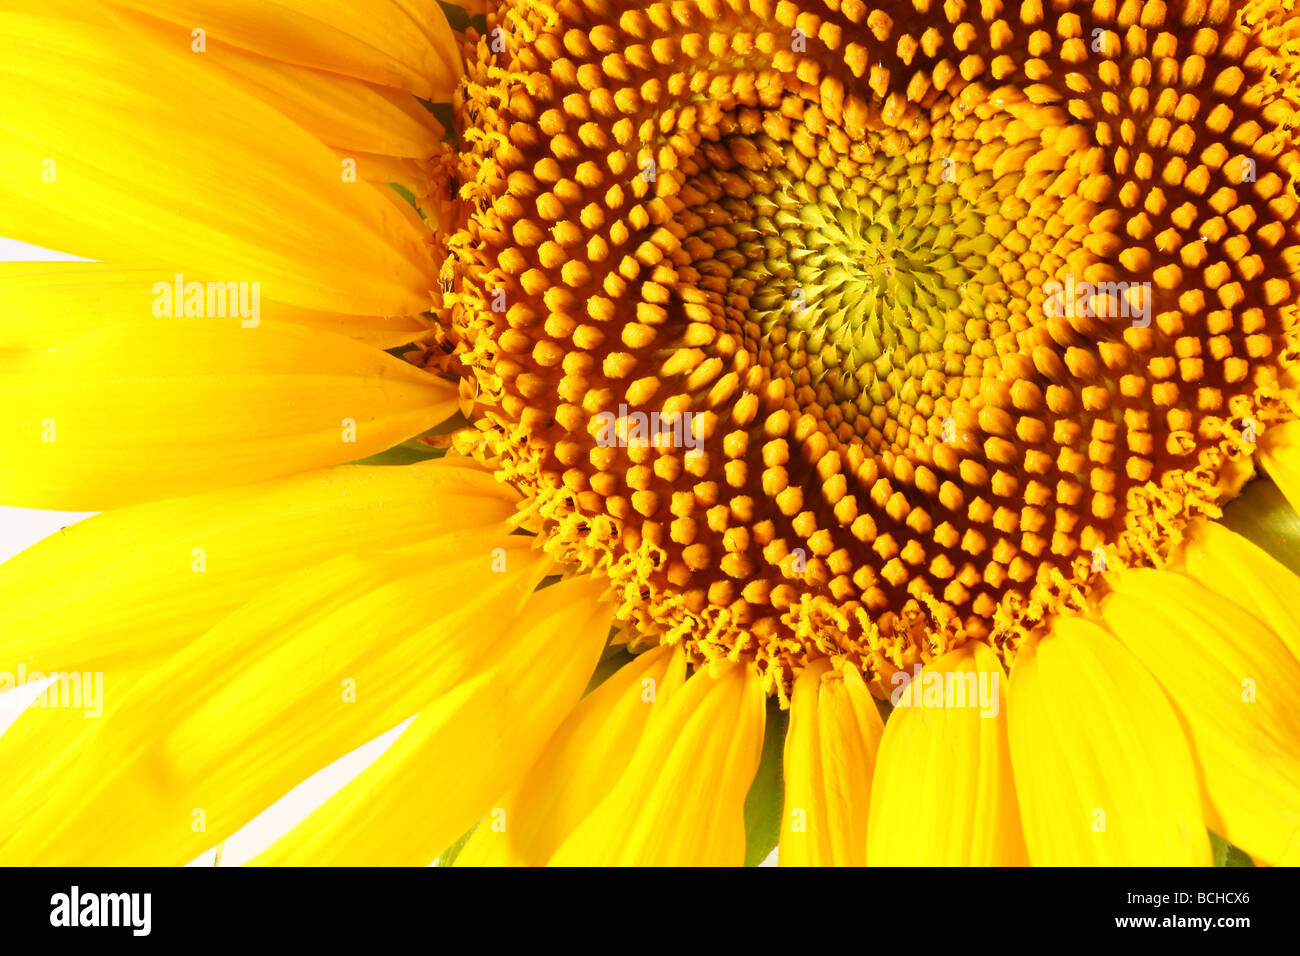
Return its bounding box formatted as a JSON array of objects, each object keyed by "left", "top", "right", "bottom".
[
  {"left": 1181, "top": 518, "right": 1300, "bottom": 663},
  {"left": 0, "top": 12, "right": 436, "bottom": 315},
  {"left": 0, "top": 531, "right": 550, "bottom": 864},
  {"left": 134, "top": 22, "right": 446, "bottom": 158},
  {"left": 1008, "top": 618, "right": 1211, "bottom": 865},
  {"left": 549, "top": 659, "right": 765, "bottom": 866},
  {"left": 0, "top": 459, "right": 516, "bottom": 675},
  {"left": 0, "top": 674, "right": 139, "bottom": 816},
  {"left": 780, "top": 661, "right": 882, "bottom": 866},
  {"left": 0, "top": 262, "right": 432, "bottom": 350},
  {"left": 237, "top": 68, "right": 444, "bottom": 161},
  {"left": 0, "top": 459, "right": 511, "bottom": 839},
  {"left": 1101, "top": 569, "right": 1300, "bottom": 866},
  {"left": 332, "top": 150, "right": 433, "bottom": 201},
  {"left": 0, "top": 320, "right": 457, "bottom": 509},
  {"left": 1259, "top": 421, "right": 1300, "bottom": 519},
  {"left": 114, "top": 0, "right": 463, "bottom": 100},
  {"left": 252, "top": 576, "right": 613, "bottom": 865},
  {"left": 867, "top": 643, "right": 1027, "bottom": 865},
  {"left": 455, "top": 644, "right": 685, "bottom": 866}
]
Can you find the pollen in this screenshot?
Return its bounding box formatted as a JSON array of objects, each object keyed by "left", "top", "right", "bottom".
[{"left": 428, "top": 0, "right": 1300, "bottom": 699}]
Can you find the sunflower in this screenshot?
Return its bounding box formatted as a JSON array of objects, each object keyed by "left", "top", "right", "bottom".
[{"left": 1, "top": 0, "right": 1299, "bottom": 868}]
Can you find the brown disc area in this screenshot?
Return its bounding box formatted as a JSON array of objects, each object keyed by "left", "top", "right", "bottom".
[{"left": 433, "top": 0, "right": 1300, "bottom": 696}]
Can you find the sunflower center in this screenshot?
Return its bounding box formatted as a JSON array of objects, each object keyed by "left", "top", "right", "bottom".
[
  {"left": 746, "top": 160, "right": 983, "bottom": 407},
  {"left": 435, "top": 0, "right": 1300, "bottom": 699}
]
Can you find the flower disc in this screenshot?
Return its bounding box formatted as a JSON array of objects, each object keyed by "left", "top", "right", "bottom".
[{"left": 437, "top": 0, "right": 1300, "bottom": 696}]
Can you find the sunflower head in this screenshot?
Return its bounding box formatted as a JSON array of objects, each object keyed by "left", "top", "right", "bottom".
[
  {"left": 423, "top": 0, "right": 1300, "bottom": 699},
  {"left": 5, "top": 0, "right": 1300, "bottom": 872}
]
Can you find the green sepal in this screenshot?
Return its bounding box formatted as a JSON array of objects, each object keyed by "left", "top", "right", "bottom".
[
  {"left": 347, "top": 439, "right": 446, "bottom": 466},
  {"left": 436, "top": 823, "right": 478, "bottom": 867},
  {"left": 346, "top": 413, "right": 472, "bottom": 466},
  {"left": 1219, "top": 475, "right": 1300, "bottom": 578},
  {"left": 743, "top": 698, "right": 788, "bottom": 866},
  {"left": 388, "top": 181, "right": 421, "bottom": 213},
  {"left": 425, "top": 101, "right": 458, "bottom": 145},
  {"left": 437, "top": 1, "right": 471, "bottom": 31},
  {"left": 582, "top": 639, "right": 636, "bottom": 698},
  {"left": 1210, "top": 831, "right": 1255, "bottom": 867}
]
